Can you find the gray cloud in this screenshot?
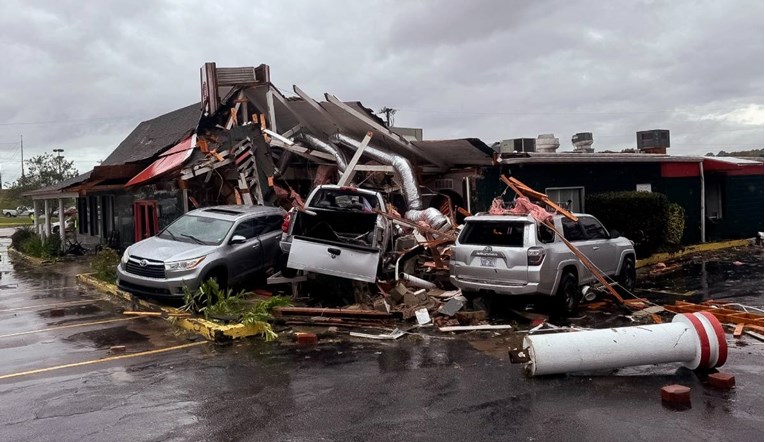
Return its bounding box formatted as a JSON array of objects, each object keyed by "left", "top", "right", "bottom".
[{"left": 0, "top": 0, "right": 761, "bottom": 183}]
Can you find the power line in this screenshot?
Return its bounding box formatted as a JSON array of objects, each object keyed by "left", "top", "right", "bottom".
[{"left": 0, "top": 115, "right": 142, "bottom": 127}]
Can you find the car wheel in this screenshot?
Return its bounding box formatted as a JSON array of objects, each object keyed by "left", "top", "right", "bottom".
[
  {"left": 618, "top": 257, "right": 636, "bottom": 294},
  {"left": 4, "top": 213, "right": 11, "bottom": 218},
  {"left": 555, "top": 271, "right": 580, "bottom": 317}
]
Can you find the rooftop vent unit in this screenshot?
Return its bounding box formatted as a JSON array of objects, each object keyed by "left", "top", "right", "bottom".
[
  {"left": 498, "top": 138, "right": 536, "bottom": 155},
  {"left": 637, "top": 129, "right": 670, "bottom": 154},
  {"left": 536, "top": 134, "right": 560, "bottom": 153},
  {"left": 572, "top": 132, "right": 594, "bottom": 153}
]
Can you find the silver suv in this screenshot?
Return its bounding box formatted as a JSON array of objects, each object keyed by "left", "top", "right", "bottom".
[
  {"left": 116, "top": 205, "right": 285, "bottom": 299},
  {"left": 449, "top": 213, "right": 635, "bottom": 314}
]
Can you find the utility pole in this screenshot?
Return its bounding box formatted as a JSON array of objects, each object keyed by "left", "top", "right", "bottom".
[{"left": 20, "top": 135, "right": 24, "bottom": 178}]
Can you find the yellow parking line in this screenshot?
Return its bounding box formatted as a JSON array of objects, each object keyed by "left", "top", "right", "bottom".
[
  {"left": 0, "top": 299, "right": 98, "bottom": 313},
  {"left": 0, "top": 341, "right": 208, "bottom": 381},
  {"left": 0, "top": 317, "right": 142, "bottom": 339}
]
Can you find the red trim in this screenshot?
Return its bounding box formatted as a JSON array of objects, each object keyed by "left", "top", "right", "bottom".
[
  {"left": 684, "top": 313, "right": 711, "bottom": 369},
  {"left": 703, "top": 159, "right": 763, "bottom": 176},
  {"left": 661, "top": 162, "right": 700, "bottom": 178},
  {"left": 697, "top": 311, "right": 728, "bottom": 367}
]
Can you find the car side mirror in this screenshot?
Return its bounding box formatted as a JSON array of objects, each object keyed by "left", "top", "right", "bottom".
[
  {"left": 230, "top": 235, "right": 247, "bottom": 245},
  {"left": 610, "top": 230, "right": 621, "bottom": 239}
]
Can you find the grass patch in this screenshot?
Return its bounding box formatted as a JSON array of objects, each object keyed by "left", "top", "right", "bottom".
[
  {"left": 0, "top": 217, "right": 33, "bottom": 226},
  {"left": 91, "top": 248, "right": 120, "bottom": 283}
]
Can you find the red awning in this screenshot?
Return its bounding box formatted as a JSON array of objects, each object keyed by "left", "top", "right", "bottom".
[{"left": 126, "top": 135, "right": 196, "bottom": 187}]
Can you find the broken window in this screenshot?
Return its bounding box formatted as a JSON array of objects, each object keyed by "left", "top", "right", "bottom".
[
  {"left": 561, "top": 219, "right": 587, "bottom": 242},
  {"left": 460, "top": 221, "right": 526, "bottom": 247},
  {"left": 580, "top": 217, "right": 608, "bottom": 240}
]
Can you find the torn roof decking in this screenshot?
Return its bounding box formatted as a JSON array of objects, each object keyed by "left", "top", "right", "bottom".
[
  {"left": 243, "top": 85, "right": 451, "bottom": 170},
  {"left": 101, "top": 103, "right": 201, "bottom": 166}
]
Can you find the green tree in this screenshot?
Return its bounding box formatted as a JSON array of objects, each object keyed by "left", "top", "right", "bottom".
[{"left": 5, "top": 153, "right": 79, "bottom": 206}]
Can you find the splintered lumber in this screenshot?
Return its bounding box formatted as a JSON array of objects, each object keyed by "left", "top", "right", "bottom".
[
  {"left": 733, "top": 323, "right": 745, "bottom": 338},
  {"left": 543, "top": 220, "right": 625, "bottom": 304},
  {"left": 500, "top": 175, "right": 578, "bottom": 222},
  {"left": 122, "top": 311, "right": 191, "bottom": 318},
  {"left": 438, "top": 324, "right": 513, "bottom": 332},
  {"left": 274, "top": 306, "right": 400, "bottom": 320},
  {"left": 373, "top": 209, "right": 456, "bottom": 240},
  {"left": 665, "top": 301, "right": 764, "bottom": 333}
]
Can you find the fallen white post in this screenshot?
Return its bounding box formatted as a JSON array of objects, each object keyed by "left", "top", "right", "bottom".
[{"left": 512, "top": 312, "right": 728, "bottom": 376}]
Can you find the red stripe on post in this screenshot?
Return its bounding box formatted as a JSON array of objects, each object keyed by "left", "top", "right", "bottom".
[
  {"left": 684, "top": 313, "right": 711, "bottom": 369},
  {"left": 697, "top": 311, "right": 728, "bottom": 367}
]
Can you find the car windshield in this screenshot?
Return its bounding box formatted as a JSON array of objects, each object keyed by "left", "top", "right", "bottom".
[
  {"left": 460, "top": 221, "right": 527, "bottom": 247},
  {"left": 311, "top": 189, "right": 379, "bottom": 212},
  {"left": 158, "top": 215, "right": 234, "bottom": 245}
]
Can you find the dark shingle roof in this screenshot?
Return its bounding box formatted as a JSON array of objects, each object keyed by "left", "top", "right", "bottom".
[
  {"left": 101, "top": 103, "right": 201, "bottom": 166},
  {"left": 22, "top": 170, "right": 93, "bottom": 197}
]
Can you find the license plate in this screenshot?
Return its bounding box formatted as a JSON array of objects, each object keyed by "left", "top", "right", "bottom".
[{"left": 480, "top": 257, "right": 496, "bottom": 267}]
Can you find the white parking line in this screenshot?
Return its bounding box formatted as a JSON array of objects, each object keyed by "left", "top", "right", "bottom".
[
  {"left": 0, "top": 299, "right": 98, "bottom": 313},
  {"left": 0, "top": 341, "right": 208, "bottom": 381}
]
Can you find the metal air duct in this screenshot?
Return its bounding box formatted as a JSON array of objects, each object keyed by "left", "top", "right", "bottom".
[
  {"left": 329, "top": 133, "right": 450, "bottom": 230},
  {"left": 294, "top": 132, "right": 349, "bottom": 172}
]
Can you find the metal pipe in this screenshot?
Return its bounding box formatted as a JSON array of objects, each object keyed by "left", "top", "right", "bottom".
[
  {"left": 329, "top": 133, "right": 450, "bottom": 230},
  {"left": 699, "top": 161, "right": 706, "bottom": 243},
  {"left": 294, "top": 132, "right": 348, "bottom": 172},
  {"left": 398, "top": 272, "right": 437, "bottom": 289},
  {"left": 515, "top": 312, "right": 727, "bottom": 376}
]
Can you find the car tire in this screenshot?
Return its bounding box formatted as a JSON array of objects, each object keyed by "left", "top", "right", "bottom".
[
  {"left": 618, "top": 257, "right": 636, "bottom": 294},
  {"left": 4, "top": 213, "right": 11, "bottom": 218},
  {"left": 554, "top": 271, "right": 580, "bottom": 317}
]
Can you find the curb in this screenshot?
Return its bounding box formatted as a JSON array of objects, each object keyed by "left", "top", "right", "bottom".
[
  {"left": 75, "top": 273, "right": 267, "bottom": 342},
  {"left": 7, "top": 248, "right": 53, "bottom": 266},
  {"left": 636, "top": 239, "right": 751, "bottom": 269}
]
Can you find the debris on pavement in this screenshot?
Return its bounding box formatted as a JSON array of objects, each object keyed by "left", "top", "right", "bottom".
[
  {"left": 661, "top": 385, "right": 692, "bottom": 409},
  {"left": 438, "top": 324, "right": 512, "bottom": 333},
  {"left": 350, "top": 328, "right": 405, "bottom": 340}
]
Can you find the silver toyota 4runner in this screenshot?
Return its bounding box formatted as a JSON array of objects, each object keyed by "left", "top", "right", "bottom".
[{"left": 449, "top": 213, "right": 636, "bottom": 314}]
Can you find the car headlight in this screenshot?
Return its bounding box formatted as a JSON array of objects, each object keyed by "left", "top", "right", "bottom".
[
  {"left": 121, "top": 249, "right": 130, "bottom": 265},
  {"left": 165, "top": 256, "right": 206, "bottom": 272}
]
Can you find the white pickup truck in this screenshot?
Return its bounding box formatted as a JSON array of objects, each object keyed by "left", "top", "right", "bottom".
[
  {"left": 279, "top": 185, "right": 392, "bottom": 283},
  {"left": 2, "top": 206, "right": 33, "bottom": 218}
]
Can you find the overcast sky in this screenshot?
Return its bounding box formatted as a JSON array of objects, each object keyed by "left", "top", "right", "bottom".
[{"left": 0, "top": 0, "right": 762, "bottom": 184}]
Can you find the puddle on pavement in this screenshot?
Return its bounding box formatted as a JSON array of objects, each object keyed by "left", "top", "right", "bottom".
[
  {"left": 640, "top": 247, "right": 764, "bottom": 303},
  {"left": 65, "top": 325, "right": 151, "bottom": 349}
]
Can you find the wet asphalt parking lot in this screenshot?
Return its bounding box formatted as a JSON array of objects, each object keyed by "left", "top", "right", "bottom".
[{"left": 0, "top": 226, "right": 761, "bottom": 442}]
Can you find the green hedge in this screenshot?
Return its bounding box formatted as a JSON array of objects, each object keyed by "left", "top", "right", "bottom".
[{"left": 586, "top": 191, "right": 685, "bottom": 258}]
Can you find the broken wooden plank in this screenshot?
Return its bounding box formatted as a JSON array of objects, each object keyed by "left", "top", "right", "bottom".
[
  {"left": 350, "top": 329, "right": 405, "bottom": 340},
  {"left": 733, "top": 323, "right": 745, "bottom": 337},
  {"left": 337, "top": 131, "right": 373, "bottom": 187},
  {"left": 274, "top": 306, "right": 400, "bottom": 320},
  {"left": 122, "top": 311, "right": 191, "bottom": 318},
  {"left": 438, "top": 324, "right": 513, "bottom": 332}
]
